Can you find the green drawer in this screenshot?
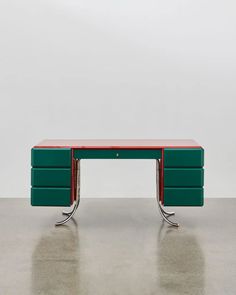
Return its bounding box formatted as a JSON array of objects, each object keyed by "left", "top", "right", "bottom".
[
  {"left": 164, "top": 148, "right": 204, "bottom": 168},
  {"left": 164, "top": 168, "right": 204, "bottom": 187},
  {"left": 31, "top": 187, "right": 71, "bottom": 206},
  {"left": 31, "top": 148, "right": 71, "bottom": 168},
  {"left": 31, "top": 168, "right": 71, "bottom": 187},
  {"left": 164, "top": 187, "right": 204, "bottom": 206},
  {"left": 74, "top": 149, "right": 162, "bottom": 159}
]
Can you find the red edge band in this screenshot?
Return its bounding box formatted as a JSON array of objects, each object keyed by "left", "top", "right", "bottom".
[{"left": 71, "top": 149, "right": 75, "bottom": 204}]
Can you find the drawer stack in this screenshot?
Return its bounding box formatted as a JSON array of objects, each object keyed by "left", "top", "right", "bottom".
[
  {"left": 163, "top": 148, "right": 204, "bottom": 206},
  {"left": 31, "top": 148, "right": 72, "bottom": 206}
]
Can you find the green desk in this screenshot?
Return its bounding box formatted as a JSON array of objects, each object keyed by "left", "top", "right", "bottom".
[{"left": 31, "top": 139, "right": 204, "bottom": 226}]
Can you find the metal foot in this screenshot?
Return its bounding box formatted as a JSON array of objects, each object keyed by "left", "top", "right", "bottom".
[
  {"left": 159, "top": 205, "right": 175, "bottom": 217},
  {"left": 63, "top": 196, "right": 80, "bottom": 216},
  {"left": 158, "top": 201, "right": 179, "bottom": 227},
  {"left": 62, "top": 206, "right": 76, "bottom": 216},
  {"left": 62, "top": 210, "right": 73, "bottom": 216},
  {"left": 56, "top": 159, "right": 80, "bottom": 226},
  {"left": 156, "top": 160, "right": 179, "bottom": 227},
  {"left": 56, "top": 200, "right": 79, "bottom": 226}
]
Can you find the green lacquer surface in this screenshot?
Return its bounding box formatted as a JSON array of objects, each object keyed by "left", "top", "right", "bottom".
[
  {"left": 31, "top": 187, "right": 71, "bottom": 206},
  {"left": 31, "top": 168, "right": 71, "bottom": 187},
  {"left": 74, "top": 149, "right": 162, "bottom": 159},
  {"left": 164, "top": 148, "right": 204, "bottom": 168},
  {"left": 31, "top": 148, "right": 71, "bottom": 167},
  {"left": 164, "top": 187, "right": 204, "bottom": 206},
  {"left": 164, "top": 168, "right": 204, "bottom": 187}
]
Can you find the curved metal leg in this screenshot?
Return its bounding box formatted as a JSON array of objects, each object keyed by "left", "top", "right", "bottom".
[
  {"left": 56, "top": 159, "right": 80, "bottom": 226},
  {"left": 62, "top": 160, "right": 80, "bottom": 216},
  {"left": 62, "top": 209, "right": 74, "bottom": 216},
  {"left": 159, "top": 205, "right": 175, "bottom": 217},
  {"left": 55, "top": 200, "right": 79, "bottom": 226},
  {"left": 156, "top": 159, "right": 179, "bottom": 227},
  {"left": 158, "top": 201, "right": 179, "bottom": 227},
  {"left": 62, "top": 197, "right": 80, "bottom": 216}
]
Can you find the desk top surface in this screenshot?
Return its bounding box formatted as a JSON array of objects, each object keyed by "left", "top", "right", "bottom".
[{"left": 35, "top": 139, "right": 201, "bottom": 149}]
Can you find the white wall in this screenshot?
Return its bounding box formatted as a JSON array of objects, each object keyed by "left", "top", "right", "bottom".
[{"left": 0, "top": 0, "right": 236, "bottom": 198}]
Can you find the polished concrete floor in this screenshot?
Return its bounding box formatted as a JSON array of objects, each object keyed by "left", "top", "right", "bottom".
[{"left": 0, "top": 198, "right": 235, "bottom": 295}]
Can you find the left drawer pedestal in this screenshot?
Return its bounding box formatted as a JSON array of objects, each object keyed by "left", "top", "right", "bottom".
[{"left": 31, "top": 148, "right": 72, "bottom": 207}]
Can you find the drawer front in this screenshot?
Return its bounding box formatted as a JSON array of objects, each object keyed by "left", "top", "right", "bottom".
[
  {"left": 31, "top": 148, "right": 71, "bottom": 167},
  {"left": 164, "top": 148, "right": 204, "bottom": 168},
  {"left": 31, "top": 187, "right": 71, "bottom": 206},
  {"left": 164, "top": 168, "right": 204, "bottom": 187},
  {"left": 31, "top": 168, "right": 71, "bottom": 187},
  {"left": 74, "top": 149, "right": 162, "bottom": 159},
  {"left": 164, "top": 188, "right": 204, "bottom": 206}
]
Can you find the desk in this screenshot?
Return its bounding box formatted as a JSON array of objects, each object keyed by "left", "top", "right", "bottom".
[{"left": 31, "top": 139, "right": 204, "bottom": 227}]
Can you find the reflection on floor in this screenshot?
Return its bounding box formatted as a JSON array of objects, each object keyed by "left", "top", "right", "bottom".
[
  {"left": 0, "top": 198, "right": 235, "bottom": 295},
  {"left": 32, "top": 226, "right": 79, "bottom": 294}
]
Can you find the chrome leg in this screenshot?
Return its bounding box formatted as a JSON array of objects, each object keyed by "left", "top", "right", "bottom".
[
  {"left": 62, "top": 209, "right": 74, "bottom": 216},
  {"left": 158, "top": 201, "right": 179, "bottom": 227},
  {"left": 156, "top": 159, "right": 179, "bottom": 227},
  {"left": 56, "top": 159, "right": 80, "bottom": 226},
  {"left": 159, "top": 205, "right": 175, "bottom": 217},
  {"left": 62, "top": 160, "right": 80, "bottom": 216},
  {"left": 62, "top": 202, "right": 80, "bottom": 216}
]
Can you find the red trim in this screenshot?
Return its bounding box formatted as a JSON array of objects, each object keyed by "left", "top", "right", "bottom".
[
  {"left": 71, "top": 149, "right": 75, "bottom": 204},
  {"left": 35, "top": 145, "right": 201, "bottom": 149},
  {"left": 160, "top": 148, "right": 164, "bottom": 204},
  {"left": 34, "top": 139, "right": 202, "bottom": 149}
]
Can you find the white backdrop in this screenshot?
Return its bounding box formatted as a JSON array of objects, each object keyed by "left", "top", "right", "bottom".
[{"left": 0, "top": 0, "right": 236, "bottom": 197}]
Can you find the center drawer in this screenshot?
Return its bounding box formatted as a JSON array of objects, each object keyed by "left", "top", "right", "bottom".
[{"left": 73, "top": 149, "right": 162, "bottom": 159}]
